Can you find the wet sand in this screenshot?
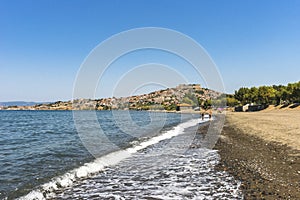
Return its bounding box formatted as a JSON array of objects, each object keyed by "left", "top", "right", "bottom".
[{"left": 212, "top": 110, "right": 300, "bottom": 199}]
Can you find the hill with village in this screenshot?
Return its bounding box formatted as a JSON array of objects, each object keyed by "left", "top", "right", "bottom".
[{"left": 1, "top": 84, "right": 222, "bottom": 111}]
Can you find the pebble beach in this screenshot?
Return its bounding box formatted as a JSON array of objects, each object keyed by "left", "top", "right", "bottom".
[{"left": 212, "top": 109, "right": 300, "bottom": 199}]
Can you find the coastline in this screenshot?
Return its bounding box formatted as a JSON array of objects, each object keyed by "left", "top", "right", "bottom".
[{"left": 212, "top": 111, "right": 300, "bottom": 199}]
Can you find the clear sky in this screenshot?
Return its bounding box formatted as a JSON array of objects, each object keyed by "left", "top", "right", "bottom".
[{"left": 1, "top": 0, "right": 300, "bottom": 102}]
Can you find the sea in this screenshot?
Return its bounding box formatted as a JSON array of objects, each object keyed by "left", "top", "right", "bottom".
[{"left": 0, "top": 110, "right": 243, "bottom": 199}]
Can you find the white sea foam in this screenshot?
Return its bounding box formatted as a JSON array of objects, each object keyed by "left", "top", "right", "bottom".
[
  {"left": 19, "top": 118, "right": 207, "bottom": 199},
  {"left": 55, "top": 147, "right": 242, "bottom": 199}
]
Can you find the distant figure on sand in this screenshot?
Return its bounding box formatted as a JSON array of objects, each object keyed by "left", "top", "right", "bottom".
[
  {"left": 201, "top": 113, "right": 204, "bottom": 120},
  {"left": 209, "top": 110, "right": 212, "bottom": 120}
]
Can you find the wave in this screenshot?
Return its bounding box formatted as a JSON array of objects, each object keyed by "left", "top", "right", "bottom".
[{"left": 18, "top": 118, "right": 208, "bottom": 200}]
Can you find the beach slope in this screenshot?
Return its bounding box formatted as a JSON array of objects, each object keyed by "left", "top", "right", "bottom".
[{"left": 214, "top": 110, "right": 300, "bottom": 199}]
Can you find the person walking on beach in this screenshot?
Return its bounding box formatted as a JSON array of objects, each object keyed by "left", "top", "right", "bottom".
[{"left": 201, "top": 112, "right": 204, "bottom": 120}]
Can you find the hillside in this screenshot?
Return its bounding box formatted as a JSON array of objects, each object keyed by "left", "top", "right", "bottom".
[{"left": 1, "top": 84, "right": 222, "bottom": 111}]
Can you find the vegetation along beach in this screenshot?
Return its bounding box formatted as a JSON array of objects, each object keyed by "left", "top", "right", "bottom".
[{"left": 1, "top": 1, "right": 300, "bottom": 199}]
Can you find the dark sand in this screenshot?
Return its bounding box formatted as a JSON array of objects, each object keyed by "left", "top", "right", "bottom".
[{"left": 200, "top": 113, "right": 300, "bottom": 199}]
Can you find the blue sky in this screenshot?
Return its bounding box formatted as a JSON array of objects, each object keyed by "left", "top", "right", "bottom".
[{"left": 1, "top": 0, "right": 300, "bottom": 101}]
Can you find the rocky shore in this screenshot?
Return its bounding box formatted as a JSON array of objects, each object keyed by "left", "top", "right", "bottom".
[{"left": 210, "top": 112, "right": 300, "bottom": 199}]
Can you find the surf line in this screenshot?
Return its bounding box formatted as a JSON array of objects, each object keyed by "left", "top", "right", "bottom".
[{"left": 19, "top": 117, "right": 209, "bottom": 200}]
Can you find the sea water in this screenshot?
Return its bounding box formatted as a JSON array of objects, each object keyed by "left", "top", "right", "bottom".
[{"left": 0, "top": 110, "right": 242, "bottom": 199}]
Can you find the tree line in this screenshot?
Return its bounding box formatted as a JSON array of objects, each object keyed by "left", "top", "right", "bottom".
[{"left": 227, "top": 81, "right": 300, "bottom": 106}]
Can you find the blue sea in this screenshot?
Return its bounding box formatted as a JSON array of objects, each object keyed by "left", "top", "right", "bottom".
[{"left": 0, "top": 110, "right": 242, "bottom": 199}]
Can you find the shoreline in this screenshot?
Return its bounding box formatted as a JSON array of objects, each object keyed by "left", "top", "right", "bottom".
[
  {"left": 0, "top": 109, "right": 207, "bottom": 115},
  {"left": 211, "top": 112, "right": 300, "bottom": 199}
]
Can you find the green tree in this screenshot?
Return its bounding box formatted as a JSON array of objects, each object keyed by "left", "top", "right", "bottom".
[
  {"left": 164, "top": 103, "right": 177, "bottom": 111},
  {"left": 182, "top": 92, "right": 198, "bottom": 107},
  {"left": 234, "top": 87, "right": 251, "bottom": 104},
  {"left": 273, "top": 85, "right": 289, "bottom": 105},
  {"left": 226, "top": 97, "right": 239, "bottom": 107},
  {"left": 249, "top": 87, "right": 258, "bottom": 103},
  {"left": 288, "top": 81, "right": 300, "bottom": 103},
  {"left": 231, "top": 81, "right": 299, "bottom": 106},
  {"left": 257, "top": 86, "right": 276, "bottom": 105}
]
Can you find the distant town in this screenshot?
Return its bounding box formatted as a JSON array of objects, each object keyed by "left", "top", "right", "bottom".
[{"left": 0, "top": 84, "right": 222, "bottom": 111}]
